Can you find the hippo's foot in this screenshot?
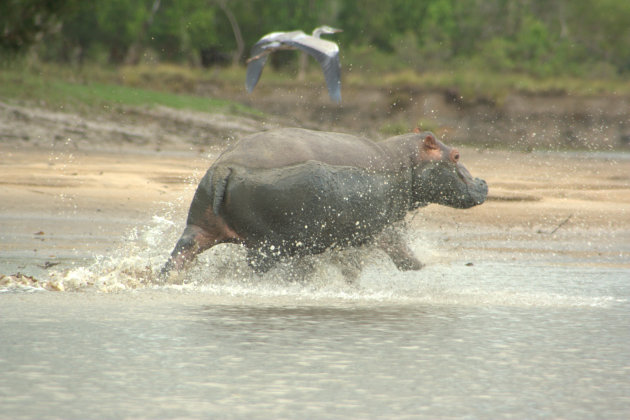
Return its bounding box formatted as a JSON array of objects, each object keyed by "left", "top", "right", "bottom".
[
  {"left": 158, "top": 259, "right": 175, "bottom": 283},
  {"left": 157, "top": 257, "right": 188, "bottom": 285},
  {"left": 158, "top": 225, "right": 216, "bottom": 283},
  {"left": 329, "top": 251, "right": 363, "bottom": 283},
  {"left": 391, "top": 254, "right": 424, "bottom": 271},
  {"left": 376, "top": 227, "right": 424, "bottom": 271},
  {"left": 246, "top": 249, "right": 277, "bottom": 274}
]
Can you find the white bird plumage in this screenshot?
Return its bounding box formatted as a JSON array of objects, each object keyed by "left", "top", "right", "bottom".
[{"left": 245, "top": 25, "right": 343, "bottom": 102}]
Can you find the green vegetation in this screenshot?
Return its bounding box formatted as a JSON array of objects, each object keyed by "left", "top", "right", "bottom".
[
  {"left": 2, "top": 59, "right": 629, "bottom": 122},
  {"left": 2, "top": 0, "right": 630, "bottom": 80},
  {"left": 351, "top": 69, "right": 630, "bottom": 100},
  {"left": 2, "top": 1, "right": 630, "bottom": 116},
  {"left": 0, "top": 64, "right": 262, "bottom": 116}
]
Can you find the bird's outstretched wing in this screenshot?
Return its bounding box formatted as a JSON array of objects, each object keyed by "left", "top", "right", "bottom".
[
  {"left": 245, "top": 44, "right": 271, "bottom": 93},
  {"left": 245, "top": 31, "right": 342, "bottom": 102},
  {"left": 245, "top": 31, "right": 301, "bottom": 94},
  {"left": 284, "top": 34, "right": 342, "bottom": 102}
]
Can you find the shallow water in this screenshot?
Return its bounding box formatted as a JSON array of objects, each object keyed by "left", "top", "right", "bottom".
[{"left": 2, "top": 212, "right": 630, "bottom": 419}]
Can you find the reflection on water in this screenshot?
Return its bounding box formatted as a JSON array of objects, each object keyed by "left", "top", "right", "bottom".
[
  {"left": 1, "top": 216, "right": 629, "bottom": 418},
  {"left": 1, "top": 289, "right": 629, "bottom": 419}
]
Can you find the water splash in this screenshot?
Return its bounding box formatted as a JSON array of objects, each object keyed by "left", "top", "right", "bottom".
[{"left": 1, "top": 215, "right": 622, "bottom": 309}]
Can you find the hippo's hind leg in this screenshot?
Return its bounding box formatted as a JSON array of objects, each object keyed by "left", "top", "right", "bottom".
[
  {"left": 160, "top": 166, "right": 240, "bottom": 280},
  {"left": 376, "top": 227, "right": 423, "bottom": 271},
  {"left": 160, "top": 224, "right": 216, "bottom": 276}
]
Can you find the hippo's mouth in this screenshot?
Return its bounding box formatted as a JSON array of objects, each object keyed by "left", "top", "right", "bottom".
[
  {"left": 426, "top": 163, "right": 488, "bottom": 209},
  {"left": 467, "top": 178, "right": 488, "bottom": 206},
  {"left": 456, "top": 164, "right": 488, "bottom": 204},
  {"left": 413, "top": 161, "right": 488, "bottom": 209}
]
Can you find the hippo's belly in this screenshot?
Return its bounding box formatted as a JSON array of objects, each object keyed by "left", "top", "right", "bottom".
[{"left": 220, "top": 161, "right": 403, "bottom": 256}]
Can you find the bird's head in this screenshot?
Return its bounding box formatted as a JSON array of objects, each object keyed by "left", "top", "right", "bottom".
[{"left": 312, "top": 26, "right": 343, "bottom": 37}]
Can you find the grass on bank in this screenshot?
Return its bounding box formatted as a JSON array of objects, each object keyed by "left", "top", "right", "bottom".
[
  {"left": 0, "top": 64, "right": 263, "bottom": 117},
  {"left": 202, "top": 61, "right": 630, "bottom": 99},
  {"left": 366, "top": 69, "right": 630, "bottom": 103},
  {"left": 175, "top": 63, "right": 630, "bottom": 100},
  {"left": 2, "top": 61, "right": 629, "bottom": 117}
]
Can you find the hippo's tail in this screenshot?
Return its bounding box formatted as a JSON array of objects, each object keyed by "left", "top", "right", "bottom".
[
  {"left": 186, "top": 166, "right": 232, "bottom": 225},
  {"left": 211, "top": 167, "right": 231, "bottom": 215}
]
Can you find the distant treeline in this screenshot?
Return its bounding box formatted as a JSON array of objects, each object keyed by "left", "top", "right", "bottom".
[{"left": 2, "top": 0, "right": 629, "bottom": 77}]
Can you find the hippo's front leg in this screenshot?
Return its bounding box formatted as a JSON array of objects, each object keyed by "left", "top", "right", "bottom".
[
  {"left": 376, "top": 227, "right": 423, "bottom": 271},
  {"left": 246, "top": 248, "right": 277, "bottom": 273}
]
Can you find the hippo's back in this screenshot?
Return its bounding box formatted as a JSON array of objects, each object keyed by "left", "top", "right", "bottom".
[{"left": 216, "top": 128, "right": 387, "bottom": 170}]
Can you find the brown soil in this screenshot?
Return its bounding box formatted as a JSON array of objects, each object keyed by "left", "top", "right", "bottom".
[{"left": 208, "top": 82, "right": 630, "bottom": 150}]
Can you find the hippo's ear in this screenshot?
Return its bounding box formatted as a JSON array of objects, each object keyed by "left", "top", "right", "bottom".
[{"left": 422, "top": 133, "right": 438, "bottom": 150}]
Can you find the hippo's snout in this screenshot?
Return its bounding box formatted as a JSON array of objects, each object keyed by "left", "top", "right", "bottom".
[
  {"left": 467, "top": 177, "right": 488, "bottom": 207},
  {"left": 454, "top": 162, "right": 488, "bottom": 208},
  {"left": 446, "top": 176, "right": 487, "bottom": 209}
]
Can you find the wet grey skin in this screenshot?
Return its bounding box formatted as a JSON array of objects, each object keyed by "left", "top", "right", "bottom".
[{"left": 161, "top": 128, "right": 487, "bottom": 278}]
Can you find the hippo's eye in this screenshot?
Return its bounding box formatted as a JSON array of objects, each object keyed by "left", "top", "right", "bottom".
[{"left": 450, "top": 150, "right": 460, "bottom": 162}]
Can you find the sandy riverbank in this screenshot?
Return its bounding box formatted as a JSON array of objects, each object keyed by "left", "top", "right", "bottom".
[
  {"left": 1, "top": 96, "right": 629, "bottom": 290},
  {"left": 2, "top": 136, "right": 628, "bottom": 284}
]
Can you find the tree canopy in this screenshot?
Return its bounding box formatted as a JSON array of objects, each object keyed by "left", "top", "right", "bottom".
[{"left": 2, "top": 0, "right": 629, "bottom": 77}]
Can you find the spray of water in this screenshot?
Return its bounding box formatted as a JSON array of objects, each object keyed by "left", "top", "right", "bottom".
[{"left": 1, "top": 205, "right": 620, "bottom": 308}]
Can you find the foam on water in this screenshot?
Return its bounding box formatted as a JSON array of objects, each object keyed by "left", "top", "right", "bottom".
[{"left": 1, "top": 213, "right": 623, "bottom": 309}]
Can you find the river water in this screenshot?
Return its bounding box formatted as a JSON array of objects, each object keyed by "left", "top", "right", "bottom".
[{"left": 1, "top": 211, "right": 630, "bottom": 419}]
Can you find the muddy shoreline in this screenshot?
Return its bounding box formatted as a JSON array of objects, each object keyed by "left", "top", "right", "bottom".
[
  {"left": 2, "top": 125, "right": 629, "bottom": 287},
  {"left": 1, "top": 95, "right": 629, "bottom": 288}
]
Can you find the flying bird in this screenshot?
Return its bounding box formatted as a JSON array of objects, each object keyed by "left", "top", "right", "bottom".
[{"left": 245, "top": 25, "right": 343, "bottom": 102}]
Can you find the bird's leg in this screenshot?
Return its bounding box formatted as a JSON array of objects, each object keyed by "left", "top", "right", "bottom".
[
  {"left": 246, "top": 51, "right": 270, "bottom": 63},
  {"left": 246, "top": 46, "right": 296, "bottom": 63}
]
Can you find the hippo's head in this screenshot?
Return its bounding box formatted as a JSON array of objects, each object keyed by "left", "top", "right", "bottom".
[{"left": 411, "top": 132, "right": 488, "bottom": 209}]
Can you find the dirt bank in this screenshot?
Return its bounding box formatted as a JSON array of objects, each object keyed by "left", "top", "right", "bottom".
[
  {"left": 206, "top": 82, "right": 630, "bottom": 150},
  {"left": 0, "top": 101, "right": 278, "bottom": 153}
]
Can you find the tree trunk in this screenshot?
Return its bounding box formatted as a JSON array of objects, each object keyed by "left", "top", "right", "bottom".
[
  {"left": 124, "top": 0, "right": 161, "bottom": 65},
  {"left": 217, "top": 0, "right": 244, "bottom": 66}
]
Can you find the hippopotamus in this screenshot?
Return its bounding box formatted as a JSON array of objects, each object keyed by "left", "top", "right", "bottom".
[{"left": 161, "top": 127, "right": 487, "bottom": 277}]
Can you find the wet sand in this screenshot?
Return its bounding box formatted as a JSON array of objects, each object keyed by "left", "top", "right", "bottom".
[{"left": 1, "top": 138, "right": 629, "bottom": 284}]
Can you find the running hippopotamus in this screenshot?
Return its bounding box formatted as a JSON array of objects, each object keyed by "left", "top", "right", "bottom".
[{"left": 161, "top": 127, "right": 487, "bottom": 276}]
